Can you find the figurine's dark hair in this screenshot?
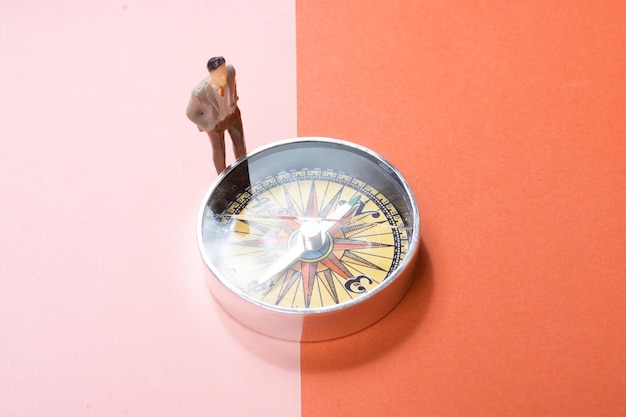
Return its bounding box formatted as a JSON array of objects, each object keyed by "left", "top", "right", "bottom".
[{"left": 207, "top": 56, "right": 226, "bottom": 72}]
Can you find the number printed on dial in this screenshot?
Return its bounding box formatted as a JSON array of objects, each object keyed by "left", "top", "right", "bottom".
[{"left": 213, "top": 169, "right": 410, "bottom": 309}]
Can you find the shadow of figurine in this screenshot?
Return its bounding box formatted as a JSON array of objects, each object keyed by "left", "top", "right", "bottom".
[{"left": 186, "top": 56, "right": 246, "bottom": 174}]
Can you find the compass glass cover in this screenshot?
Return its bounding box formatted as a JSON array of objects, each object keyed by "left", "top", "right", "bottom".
[{"left": 199, "top": 139, "right": 418, "bottom": 312}]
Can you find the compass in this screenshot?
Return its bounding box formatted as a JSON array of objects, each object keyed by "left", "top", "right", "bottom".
[{"left": 198, "top": 137, "right": 420, "bottom": 341}]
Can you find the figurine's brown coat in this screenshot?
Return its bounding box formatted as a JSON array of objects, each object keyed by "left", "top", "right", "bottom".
[{"left": 186, "top": 65, "right": 238, "bottom": 133}]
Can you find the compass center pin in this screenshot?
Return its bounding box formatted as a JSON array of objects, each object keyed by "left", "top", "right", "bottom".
[{"left": 300, "top": 220, "right": 324, "bottom": 251}]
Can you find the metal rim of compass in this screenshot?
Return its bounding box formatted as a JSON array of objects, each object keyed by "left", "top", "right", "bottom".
[{"left": 197, "top": 137, "right": 420, "bottom": 341}]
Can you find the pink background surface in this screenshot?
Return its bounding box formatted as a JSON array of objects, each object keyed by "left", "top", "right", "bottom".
[{"left": 0, "top": 1, "right": 300, "bottom": 416}]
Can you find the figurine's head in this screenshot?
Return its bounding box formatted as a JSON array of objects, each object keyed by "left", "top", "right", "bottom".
[{"left": 207, "top": 56, "right": 227, "bottom": 87}]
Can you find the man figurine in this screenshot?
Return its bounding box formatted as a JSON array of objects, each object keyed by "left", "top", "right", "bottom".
[{"left": 186, "top": 56, "right": 246, "bottom": 173}]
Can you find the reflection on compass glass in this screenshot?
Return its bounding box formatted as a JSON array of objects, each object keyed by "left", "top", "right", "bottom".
[{"left": 198, "top": 137, "right": 419, "bottom": 340}]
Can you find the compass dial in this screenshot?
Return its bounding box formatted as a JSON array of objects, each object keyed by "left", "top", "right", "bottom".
[
  {"left": 198, "top": 138, "right": 420, "bottom": 341},
  {"left": 213, "top": 169, "right": 409, "bottom": 309}
]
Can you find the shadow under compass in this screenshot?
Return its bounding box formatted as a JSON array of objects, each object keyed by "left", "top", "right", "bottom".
[
  {"left": 299, "top": 240, "right": 434, "bottom": 372},
  {"left": 207, "top": 240, "right": 432, "bottom": 370}
]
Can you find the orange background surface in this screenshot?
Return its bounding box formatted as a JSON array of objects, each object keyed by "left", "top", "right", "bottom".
[{"left": 297, "top": 1, "right": 626, "bottom": 416}]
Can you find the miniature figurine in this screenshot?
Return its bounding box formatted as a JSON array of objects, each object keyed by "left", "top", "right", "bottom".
[{"left": 186, "top": 56, "right": 246, "bottom": 173}]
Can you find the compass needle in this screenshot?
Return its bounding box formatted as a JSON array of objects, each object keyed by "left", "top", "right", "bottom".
[
  {"left": 254, "top": 193, "right": 362, "bottom": 285},
  {"left": 255, "top": 242, "right": 304, "bottom": 285}
]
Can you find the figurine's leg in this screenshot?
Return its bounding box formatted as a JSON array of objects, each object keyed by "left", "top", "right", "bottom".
[
  {"left": 207, "top": 130, "right": 227, "bottom": 173},
  {"left": 228, "top": 107, "right": 246, "bottom": 159}
]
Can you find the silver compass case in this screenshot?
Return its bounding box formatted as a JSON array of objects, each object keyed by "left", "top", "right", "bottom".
[{"left": 197, "top": 137, "right": 420, "bottom": 341}]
